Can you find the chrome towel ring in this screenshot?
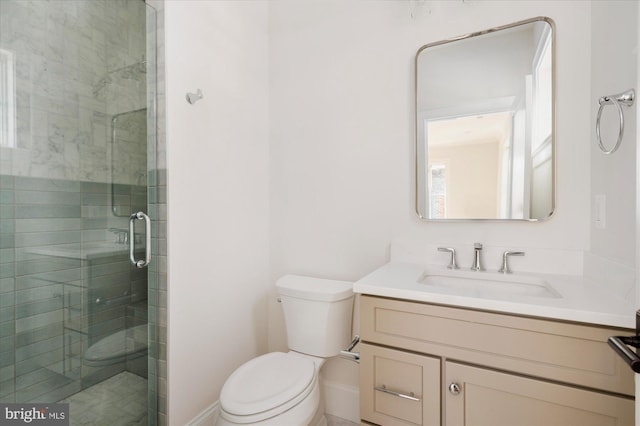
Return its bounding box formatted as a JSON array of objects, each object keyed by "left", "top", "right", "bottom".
[{"left": 596, "top": 88, "right": 635, "bottom": 155}]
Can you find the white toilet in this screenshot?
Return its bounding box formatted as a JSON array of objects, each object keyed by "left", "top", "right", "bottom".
[
  {"left": 84, "top": 324, "right": 148, "bottom": 367},
  {"left": 216, "top": 275, "right": 354, "bottom": 426}
]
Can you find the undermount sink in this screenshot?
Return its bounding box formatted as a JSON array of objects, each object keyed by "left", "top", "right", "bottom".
[{"left": 418, "top": 269, "right": 561, "bottom": 299}]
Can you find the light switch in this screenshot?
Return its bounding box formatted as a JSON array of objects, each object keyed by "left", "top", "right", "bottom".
[{"left": 594, "top": 194, "right": 606, "bottom": 230}]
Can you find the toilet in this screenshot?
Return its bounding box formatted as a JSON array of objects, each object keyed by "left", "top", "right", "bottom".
[
  {"left": 84, "top": 324, "right": 148, "bottom": 367},
  {"left": 216, "top": 275, "right": 354, "bottom": 426}
]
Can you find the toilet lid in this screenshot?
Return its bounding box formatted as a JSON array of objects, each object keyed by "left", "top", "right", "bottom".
[{"left": 220, "top": 352, "right": 315, "bottom": 418}]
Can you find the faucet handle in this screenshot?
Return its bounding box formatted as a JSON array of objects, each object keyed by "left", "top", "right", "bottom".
[
  {"left": 474, "top": 242, "right": 483, "bottom": 250},
  {"left": 498, "top": 251, "right": 525, "bottom": 274},
  {"left": 108, "top": 228, "right": 129, "bottom": 244},
  {"left": 438, "top": 247, "right": 459, "bottom": 270}
]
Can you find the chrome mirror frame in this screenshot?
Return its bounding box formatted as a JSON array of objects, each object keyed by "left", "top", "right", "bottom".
[{"left": 415, "top": 16, "right": 556, "bottom": 222}]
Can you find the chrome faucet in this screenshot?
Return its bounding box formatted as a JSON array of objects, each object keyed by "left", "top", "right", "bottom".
[
  {"left": 109, "top": 228, "right": 129, "bottom": 244},
  {"left": 498, "top": 251, "right": 525, "bottom": 274},
  {"left": 438, "top": 247, "right": 459, "bottom": 269},
  {"left": 470, "top": 243, "right": 483, "bottom": 271}
]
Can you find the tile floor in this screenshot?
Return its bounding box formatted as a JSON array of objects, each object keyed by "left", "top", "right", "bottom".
[
  {"left": 59, "top": 372, "right": 147, "bottom": 426},
  {"left": 58, "top": 372, "right": 358, "bottom": 426},
  {"left": 326, "top": 414, "right": 359, "bottom": 426}
]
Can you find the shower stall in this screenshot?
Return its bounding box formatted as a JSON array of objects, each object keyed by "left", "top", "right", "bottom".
[{"left": 0, "top": 0, "right": 164, "bottom": 424}]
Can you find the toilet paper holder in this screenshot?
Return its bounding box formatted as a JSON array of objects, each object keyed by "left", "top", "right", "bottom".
[{"left": 340, "top": 335, "right": 360, "bottom": 363}]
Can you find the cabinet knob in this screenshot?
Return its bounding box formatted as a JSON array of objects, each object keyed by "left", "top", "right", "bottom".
[{"left": 448, "top": 382, "right": 461, "bottom": 395}]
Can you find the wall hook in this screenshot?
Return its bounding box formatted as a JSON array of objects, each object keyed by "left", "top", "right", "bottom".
[{"left": 186, "top": 89, "right": 203, "bottom": 105}]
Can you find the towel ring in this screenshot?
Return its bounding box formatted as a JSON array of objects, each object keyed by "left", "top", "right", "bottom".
[{"left": 596, "top": 89, "right": 635, "bottom": 155}]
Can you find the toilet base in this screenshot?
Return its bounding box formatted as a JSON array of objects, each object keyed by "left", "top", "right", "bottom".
[{"left": 307, "top": 403, "right": 327, "bottom": 426}]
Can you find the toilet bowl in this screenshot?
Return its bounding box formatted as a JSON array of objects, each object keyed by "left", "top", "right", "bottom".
[
  {"left": 84, "top": 324, "right": 148, "bottom": 367},
  {"left": 216, "top": 275, "right": 353, "bottom": 426},
  {"left": 217, "top": 352, "right": 323, "bottom": 426}
]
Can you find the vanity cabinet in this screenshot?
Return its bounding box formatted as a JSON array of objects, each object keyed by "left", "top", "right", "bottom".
[{"left": 359, "top": 295, "right": 634, "bottom": 426}]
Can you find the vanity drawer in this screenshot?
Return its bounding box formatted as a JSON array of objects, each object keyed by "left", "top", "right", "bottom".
[
  {"left": 360, "top": 343, "right": 440, "bottom": 426},
  {"left": 360, "top": 295, "right": 634, "bottom": 396}
]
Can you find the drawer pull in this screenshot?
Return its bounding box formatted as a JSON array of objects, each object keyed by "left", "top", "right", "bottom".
[{"left": 374, "top": 384, "right": 421, "bottom": 401}]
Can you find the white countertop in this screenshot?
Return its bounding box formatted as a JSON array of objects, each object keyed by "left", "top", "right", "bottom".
[
  {"left": 27, "top": 242, "right": 129, "bottom": 260},
  {"left": 353, "top": 262, "right": 636, "bottom": 329}
]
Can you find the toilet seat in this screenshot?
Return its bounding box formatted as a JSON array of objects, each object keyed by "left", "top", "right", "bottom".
[
  {"left": 84, "top": 324, "right": 148, "bottom": 366},
  {"left": 219, "top": 352, "right": 316, "bottom": 424}
]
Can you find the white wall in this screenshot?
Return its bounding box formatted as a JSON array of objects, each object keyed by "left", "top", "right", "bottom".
[
  {"left": 429, "top": 141, "right": 501, "bottom": 219},
  {"left": 589, "top": 1, "right": 638, "bottom": 268},
  {"left": 165, "top": 1, "right": 270, "bottom": 424},
  {"left": 268, "top": 1, "right": 592, "bottom": 421},
  {"left": 269, "top": 0, "right": 591, "bottom": 279},
  {"left": 161, "top": 1, "right": 636, "bottom": 423}
]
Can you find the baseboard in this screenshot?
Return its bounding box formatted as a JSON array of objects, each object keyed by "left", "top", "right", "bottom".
[
  {"left": 187, "top": 382, "right": 360, "bottom": 425},
  {"left": 188, "top": 401, "right": 218, "bottom": 426},
  {"left": 322, "top": 380, "right": 360, "bottom": 424}
]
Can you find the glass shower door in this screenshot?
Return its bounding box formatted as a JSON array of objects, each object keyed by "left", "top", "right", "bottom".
[{"left": 0, "top": 0, "right": 158, "bottom": 424}]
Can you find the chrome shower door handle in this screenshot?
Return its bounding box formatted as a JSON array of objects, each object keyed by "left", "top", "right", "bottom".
[{"left": 129, "top": 211, "right": 151, "bottom": 268}]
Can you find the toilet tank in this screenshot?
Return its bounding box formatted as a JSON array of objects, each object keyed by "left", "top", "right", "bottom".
[{"left": 276, "top": 275, "right": 353, "bottom": 358}]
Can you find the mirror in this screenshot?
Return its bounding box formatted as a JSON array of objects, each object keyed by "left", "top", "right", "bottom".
[{"left": 416, "top": 17, "right": 554, "bottom": 221}]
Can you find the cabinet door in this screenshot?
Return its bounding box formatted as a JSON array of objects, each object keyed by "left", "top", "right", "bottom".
[
  {"left": 445, "top": 362, "right": 634, "bottom": 426},
  {"left": 360, "top": 343, "right": 440, "bottom": 426}
]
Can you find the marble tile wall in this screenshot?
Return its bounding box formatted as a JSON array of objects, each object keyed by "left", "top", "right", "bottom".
[
  {"left": 113, "top": 109, "right": 148, "bottom": 188},
  {"left": 0, "top": 0, "right": 147, "bottom": 184}
]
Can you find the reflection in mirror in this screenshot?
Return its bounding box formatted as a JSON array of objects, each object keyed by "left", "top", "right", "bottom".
[{"left": 416, "top": 17, "right": 554, "bottom": 221}]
